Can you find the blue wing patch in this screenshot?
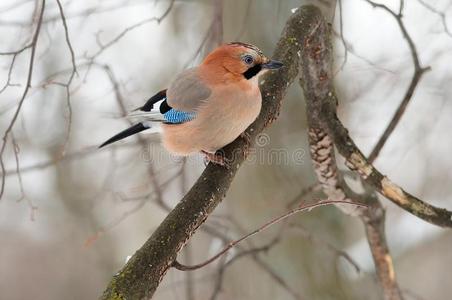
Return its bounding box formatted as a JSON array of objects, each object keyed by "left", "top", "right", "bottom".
[{"left": 163, "top": 109, "right": 196, "bottom": 124}]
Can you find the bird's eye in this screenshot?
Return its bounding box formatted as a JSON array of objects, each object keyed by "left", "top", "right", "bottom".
[{"left": 242, "top": 55, "right": 254, "bottom": 65}]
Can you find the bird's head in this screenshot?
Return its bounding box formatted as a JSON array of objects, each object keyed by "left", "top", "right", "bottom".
[{"left": 202, "top": 42, "right": 283, "bottom": 80}]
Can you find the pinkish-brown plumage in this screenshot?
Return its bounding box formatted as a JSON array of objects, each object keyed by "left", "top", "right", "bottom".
[{"left": 100, "top": 42, "right": 283, "bottom": 166}]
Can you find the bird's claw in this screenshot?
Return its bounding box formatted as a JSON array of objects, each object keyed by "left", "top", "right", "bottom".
[
  {"left": 240, "top": 131, "right": 252, "bottom": 145},
  {"left": 202, "top": 151, "right": 230, "bottom": 169}
]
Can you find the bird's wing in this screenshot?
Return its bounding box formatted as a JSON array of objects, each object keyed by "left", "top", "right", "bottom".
[
  {"left": 134, "top": 89, "right": 167, "bottom": 112},
  {"left": 166, "top": 67, "right": 212, "bottom": 112},
  {"left": 100, "top": 69, "right": 210, "bottom": 148}
]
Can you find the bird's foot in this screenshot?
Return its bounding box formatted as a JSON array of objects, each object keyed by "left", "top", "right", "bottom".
[
  {"left": 202, "top": 150, "right": 230, "bottom": 168},
  {"left": 240, "top": 131, "right": 252, "bottom": 145}
]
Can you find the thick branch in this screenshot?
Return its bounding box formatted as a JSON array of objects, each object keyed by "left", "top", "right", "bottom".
[
  {"left": 295, "top": 4, "right": 452, "bottom": 228},
  {"left": 327, "top": 113, "right": 452, "bottom": 227},
  {"left": 297, "top": 7, "right": 403, "bottom": 299},
  {"left": 100, "top": 5, "right": 316, "bottom": 299},
  {"left": 362, "top": 202, "right": 402, "bottom": 300}
]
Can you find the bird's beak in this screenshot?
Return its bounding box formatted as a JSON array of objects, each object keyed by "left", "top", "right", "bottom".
[{"left": 261, "top": 60, "right": 283, "bottom": 70}]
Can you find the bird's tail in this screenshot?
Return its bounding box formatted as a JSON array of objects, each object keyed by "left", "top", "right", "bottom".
[
  {"left": 98, "top": 123, "right": 149, "bottom": 148},
  {"left": 126, "top": 110, "right": 165, "bottom": 122},
  {"left": 99, "top": 111, "right": 166, "bottom": 148}
]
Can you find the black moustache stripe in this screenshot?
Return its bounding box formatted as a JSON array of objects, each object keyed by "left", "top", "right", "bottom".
[{"left": 243, "top": 64, "right": 262, "bottom": 80}]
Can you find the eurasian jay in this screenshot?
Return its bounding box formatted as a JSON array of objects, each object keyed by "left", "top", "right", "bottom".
[{"left": 99, "top": 42, "right": 283, "bottom": 166}]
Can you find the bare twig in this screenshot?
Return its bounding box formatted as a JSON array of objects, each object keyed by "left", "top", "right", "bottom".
[
  {"left": 416, "top": 0, "right": 452, "bottom": 38},
  {"left": 0, "top": 54, "right": 21, "bottom": 94},
  {"left": 288, "top": 223, "right": 361, "bottom": 273},
  {"left": 2, "top": 143, "right": 137, "bottom": 176},
  {"left": 85, "top": 166, "right": 185, "bottom": 247},
  {"left": 286, "top": 182, "right": 322, "bottom": 208},
  {"left": 0, "top": 44, "right": 32, "bottom": 56},
  {"left": 0, "top": 0, "right": 46, "bottom": 200},
  {"left": 85, "top": 195, "right": 151, "bottom": 247},
  {"left": 88, "top": 0, "right": 175, "bottom": 60},
  {"left": 0, "top": 0, "right": 34, "bottom": 14},
  {"left": 0, "top": 44, "right": 35, "bottom": 96},
  {"left": 365, "top": 0, "right": 431, "bottom": 163},
  {"left": 98, "top": 63, "right": 167, "bottom": 209},
  {"left": 251, "top": 254, "right": 303, "bottom": 299},
  {"left": 336, "top": 0, "right": 347, "bottom": 71},
  {"left": 209, "top": 236, "right": 284, "bottom": 300},
  {"left": 172, "top": 200, "right": 366, "bottom": 271},
  {"left": 55, "top": 0, "right": 78, "bottom": 157},
  {"left": 332, "top": 29, "right": 395, "bottom": 74},
  {"left": 11, "top": 133, "right": 37, "bottom": 220}
]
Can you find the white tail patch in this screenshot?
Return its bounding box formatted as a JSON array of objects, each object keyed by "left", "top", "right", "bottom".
[{"left": 127, "top": 111, "right": 165, "bottom": 124}]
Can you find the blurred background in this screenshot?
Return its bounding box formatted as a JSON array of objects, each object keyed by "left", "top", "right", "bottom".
[{"left": 1, "top": 0, "right": 452, "bottom": 299}]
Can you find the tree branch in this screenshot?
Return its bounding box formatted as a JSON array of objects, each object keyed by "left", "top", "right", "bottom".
[
  {"left": 100, "top": 5, "right": 320, "bottom": 299},
  {"left": 295, "top": 3, "right": 452, "bottom": 228},
  {"left": 0, "top": 0, "right": 46, "bottom": 200},
  {"left": 326, "top": 112, "right": 452, "bottom": 227},
  {"left": 365, "top": 0, "right": 430, "bottom": 163},
  {"left": 362, "top": 202, "right": 402, "bottom": 300},
  {"left": 172, "top": 200, "right": 366, "bottom": 271},
  {"left": 297, "top": 6, "right": 409, "bottom": 299}
]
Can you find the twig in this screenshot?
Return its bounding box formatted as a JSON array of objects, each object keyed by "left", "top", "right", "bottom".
[
  {"left": 209, "top": 236, "right": 284, "bottom": 300},
  {"left": 11, "top": 133, "right": 37, "bottom": 220},
  {"left": 365, "top": 0, "right": 430, "bottom": 163},
  {"left": 0, "top": 0, "right": 34, "bottom": 14},
  {"left": 0, "top": 54, "right": 21, "bottom": 94},
  {"left": 98, "top": 63, "right": 167, "bottom": 209},
  {"left": 286, "top": 182, "right": 322, "bottom": 208},
  {"left": 288, "top": 223, "right": 361, "bottom": 273},
  {"left": 202, "top": 221, "right": 303, "bottom": 299},
  {"left": 2, "top": 143, "right": 137, "bottom": 176},
  {"left": 172, "top": 200, "right": 366, "bottom": 271},
  {"left": 55, "top": 0, "right": 78, "bottom": 157},
  {"left": 88, "top": 0, "right": 175, "bottom": 60},
  {"left": 416, "top": 0, "right": 452, "bottom": 38},
  {"left": 85, "top": 195, "right": 151, "bottom": 247},
  {"left": 0, "top": 0, "right": 46, "bottom": 200},
  {"left": 1, "top": 0, "right": 151, "bottom": 26},
  {"left": 336, "top": 0, "right": 347, "bottom": 71}
]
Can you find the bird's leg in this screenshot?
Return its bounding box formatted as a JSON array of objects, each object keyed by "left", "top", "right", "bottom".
[{"left": 202, "top": 150, "right": 230, "bottom": 168}]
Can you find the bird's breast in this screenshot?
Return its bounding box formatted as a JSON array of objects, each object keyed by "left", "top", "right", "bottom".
[
  {"left": 207, "top": 82, "right": 261, "bottom": 123},
  {"left": 194, "top": 82, "right": 261, "bottom": 149},
  {"left": 162, "top": 81, "right": 262, "bottom": 155}
]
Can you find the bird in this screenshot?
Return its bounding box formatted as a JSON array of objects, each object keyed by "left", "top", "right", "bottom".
[{"left": 99, "top": 42, "right": 283, "bottom": 166}]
